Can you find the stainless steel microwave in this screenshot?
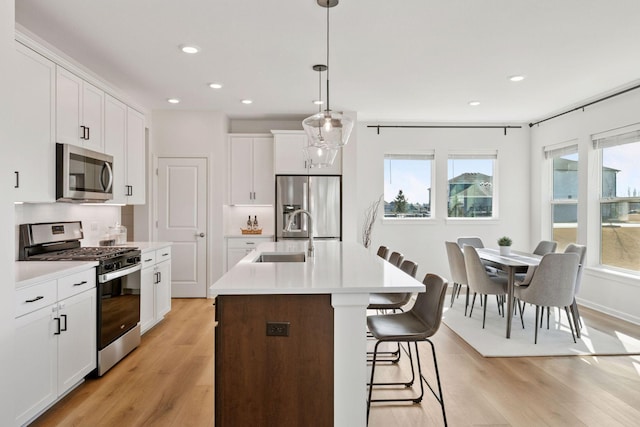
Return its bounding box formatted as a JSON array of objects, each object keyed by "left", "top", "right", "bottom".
[{"left": 56, "top": 143, "right": 114, "bottom": 202}]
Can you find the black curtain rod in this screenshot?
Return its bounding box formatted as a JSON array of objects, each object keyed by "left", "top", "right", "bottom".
[
  {"left": 367, "top": 124, "right": 522, "bottom": 136},
  {"left": 529, "top": 83, "right": 640, "bottom": 128}
]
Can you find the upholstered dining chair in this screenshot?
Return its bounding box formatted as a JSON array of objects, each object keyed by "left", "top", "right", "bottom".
[
  {"left": 376, "top": 245, "right": 390, "bottom": 261},
  {"left": 463, "top": 245, "right": 508, "bottom": 328},
  {"left": 514, "top": 252, "right": 580, "bottom": 344},
  {"left": 388, "top": 251, "right": 404, "bottom": 267},
  {"left": 533, "top": 240, "right": 558, "bottom": 255},
  {"left": 457, "top": 236, "right": 484, "bottom": 249},
  {"left": 367, "top": 273, "right": 448, "bottom": 426},
  {"left": 564, "top": 243, "right": 587, "bottom": 335},
  {"left": 445, "top": 241, "right": 472, "bottom": 315}
]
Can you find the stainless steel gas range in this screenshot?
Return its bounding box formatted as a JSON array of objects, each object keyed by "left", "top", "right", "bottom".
[{"left": 19, "top": 221, "right": 142, "bottom": 376}]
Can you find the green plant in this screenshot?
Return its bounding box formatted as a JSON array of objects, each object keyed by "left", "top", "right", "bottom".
[{"left": 497, "top": 236, "right": 512, "bottom": 246}]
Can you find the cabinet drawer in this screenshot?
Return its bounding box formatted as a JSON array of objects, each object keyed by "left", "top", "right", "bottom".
[
  {"left": 227, "top": 237, "right": 271, "bottom": 250},
  {"left": 141, "top": 251, "right": 157, "bottom": 268},
  {"left": 58, "top": 269, "right": 96, "bottom": 300},
  {"left": 15, "top": 280, "right": 57, "bottom": 318},
  {"left": 156, "top": 246, "right": 171, "bottom": 262}
]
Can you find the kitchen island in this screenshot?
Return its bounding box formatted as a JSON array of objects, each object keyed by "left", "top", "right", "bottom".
[{"left": 209, "top": 240, "right": 424, "bottom": 426}]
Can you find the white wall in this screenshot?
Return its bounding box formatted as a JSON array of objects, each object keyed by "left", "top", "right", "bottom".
[
  {"left": 354, "top": 123, "right": 531, "bottom": 282},
  {"left": 1, "top": 0, "right": 15, "bottom": 423},
  {"left": 151, "top": 110, "right": 229, "bottom": 284},
  {"left": 530, "top": 87, "right": 640, "bottom": 325}
]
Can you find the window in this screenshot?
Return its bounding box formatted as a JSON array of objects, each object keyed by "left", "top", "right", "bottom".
[
  {"left": 383, "top": 154, "right": 433, "bottom": 218},
  {"left": 447, "top": 154, "right": 496, "bottom": 218},
  {"left": 545, "top": 143, "right": 579, "bottom": 252},
  {"left": 594, "top": 125, "right": 640, "bottom": 272}
]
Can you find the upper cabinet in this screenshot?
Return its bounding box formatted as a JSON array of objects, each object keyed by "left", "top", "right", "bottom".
[
  {"left": 229, "top": 134, "right": 274, "bottom": 205},
  {"left": 13, "top": 42, "right": 56, "bottom": 202},
  {"left": 272, "top": 130, "right": 341, "bottom": 175},
  {"left": 105, "top": 96, "right": 146, "bottom": 205},
  {"left": 56, "top": 67, "right": 104, "bottom": 152}
]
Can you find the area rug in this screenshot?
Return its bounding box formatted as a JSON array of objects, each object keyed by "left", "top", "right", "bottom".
[{"left": 442, "top": 297, "right": 640, "bottom": 357}]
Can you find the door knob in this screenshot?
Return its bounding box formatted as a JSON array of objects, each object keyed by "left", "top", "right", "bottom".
[{"left": 197, "top": 232, "right": 205, "bottom": 237}]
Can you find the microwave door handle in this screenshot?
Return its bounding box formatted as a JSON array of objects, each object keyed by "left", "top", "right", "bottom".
[{"left": 102, "top": 162, "right": 114, "bottom": 192}]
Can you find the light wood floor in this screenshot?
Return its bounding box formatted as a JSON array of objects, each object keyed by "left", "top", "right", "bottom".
[{"left": 32, "top": 299, "right": 640, "bottom": 427}]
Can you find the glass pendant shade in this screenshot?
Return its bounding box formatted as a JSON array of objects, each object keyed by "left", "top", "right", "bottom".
[
  {"left": 303, "top": 143, "right": 339, "bottom": 168},
  {"left": 302, "top": 110, "right": 354, "bottom": 148}
]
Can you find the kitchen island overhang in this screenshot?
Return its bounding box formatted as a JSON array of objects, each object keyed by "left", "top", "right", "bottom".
[{"left": 210, "top": 240, "right": 424, "bottom": 427}]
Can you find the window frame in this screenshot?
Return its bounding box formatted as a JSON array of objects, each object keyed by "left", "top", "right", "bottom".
[
  {"left": 382, "top": 152, "right": 435, "bottom": 222},
  {"left": 446, "top": 151, "right": 498, "bottom": 220},
  {"left": 545, "top": 142, "right": 579, "bottom": 252}
]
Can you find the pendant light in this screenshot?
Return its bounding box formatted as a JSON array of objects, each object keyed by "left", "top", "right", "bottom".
[
  {"left": 302, "top": 0, "right": 354, "bottom": 149},
  {"left": 303, "top": 64, "right": 339, "bottom": 167}
]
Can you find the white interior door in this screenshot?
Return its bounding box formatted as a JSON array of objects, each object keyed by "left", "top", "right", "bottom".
[{"left": 157, "top": 157, "right": 207, "bottom": 298}]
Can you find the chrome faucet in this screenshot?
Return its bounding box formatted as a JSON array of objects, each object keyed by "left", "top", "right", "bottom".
[{"left": 285, "top": 209, "right": 314, "bottom": 257}]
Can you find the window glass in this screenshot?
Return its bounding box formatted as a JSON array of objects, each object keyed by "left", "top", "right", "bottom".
[
  {"left": 551, "top": 153, "right": 578, "bottom": 252},
  {"left": 600, "top": 139, "right": 640, "bottom": 271},
  {"left": 447, "top": 157, "right": 494, "bottom": 218},
  {"left": 384, "top": 155, "right": 432, "bottom": 218}
]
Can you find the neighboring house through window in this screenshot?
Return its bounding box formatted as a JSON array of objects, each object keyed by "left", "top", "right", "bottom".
[
  {"left": 545, "top": 142, "right": 579, "bottom": 252},
  {"left": 447, "top": 153, "right": 496, "bottom": 218}
]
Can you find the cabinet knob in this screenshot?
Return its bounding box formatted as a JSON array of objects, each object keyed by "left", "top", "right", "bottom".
[{"left": 197, "top": 232, "right": 205, "bottom": 237}]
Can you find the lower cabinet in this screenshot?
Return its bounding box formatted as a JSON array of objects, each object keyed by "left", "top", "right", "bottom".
[
  {"left": 226, "top": 236, "right": 273, "bottom": 271},
  {"left": 14, "top": 269, "right": 96, "bottom": 426},
  {"left": 141, "top": 246, "right": 172, "bottom": 334}
]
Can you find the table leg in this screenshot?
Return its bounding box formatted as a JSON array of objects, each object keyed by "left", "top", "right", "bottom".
[{"left": 506, "top": 267, "right": 515, "bottom": 338}]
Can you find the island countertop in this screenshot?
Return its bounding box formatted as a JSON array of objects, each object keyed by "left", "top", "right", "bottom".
[{"left": 209, "top": 240, "right": 424, "bottom": 295}]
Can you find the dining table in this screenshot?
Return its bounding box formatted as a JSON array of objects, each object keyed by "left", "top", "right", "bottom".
[{"left": 476, "top": 248, "right": 543, "bottom": 338}]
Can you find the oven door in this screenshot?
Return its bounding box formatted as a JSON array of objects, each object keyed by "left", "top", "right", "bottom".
[{"left": 97, "top": 264, "right": 142, "bottom": 350}]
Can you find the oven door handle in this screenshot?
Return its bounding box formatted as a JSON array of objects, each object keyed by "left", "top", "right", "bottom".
[{"left": 99, "top": 264, "right": 142, "bottom": 283}]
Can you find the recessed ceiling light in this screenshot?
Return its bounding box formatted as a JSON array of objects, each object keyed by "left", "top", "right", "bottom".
[
  {"left": 209, "top": 83, "right": 223, "bottom": 89},
  {"left": 241, "top": 99, "right": 253, "bottom": 104},
  {"left": 509, "top": 75, "right": 525, "bottom": 82},
  {"left": 313, "top": 100, "right": 324, "bottom": 105},
  {"left": 180, "top": 45, "right": 200, "bottom": 54},
  {"left": 468, "top": 101, "right": 480, "bottom": 106},
  {"left": 167, "top": 98, "right": 180, "bottom": 104}
]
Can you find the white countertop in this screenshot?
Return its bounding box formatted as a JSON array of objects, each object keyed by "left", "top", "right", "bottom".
[
  {"left": 113, "top": 241, "right": 172, "bottom": 252},
  {"left": 210, "top": 240, "right": 424, "bottom": 295},
  {"left": 15, "top": 261, "right": 98, "bottom": 289},
  {"left": 225, "top": 234, "right": 274, "bottom": 239}
]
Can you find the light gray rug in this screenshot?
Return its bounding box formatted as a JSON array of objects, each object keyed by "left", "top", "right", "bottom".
[{"left": 442, "top": 297, "right": 640, "bottom": 357}]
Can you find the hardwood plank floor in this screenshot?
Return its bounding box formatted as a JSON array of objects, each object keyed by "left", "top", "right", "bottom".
[{"left": 31, "top": 300, "right": 640, "bottom": 426}]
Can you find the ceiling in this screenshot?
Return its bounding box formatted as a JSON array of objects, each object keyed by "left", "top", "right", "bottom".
[{"left": 15, "top": 0, "right": 640, "bottom": 123}]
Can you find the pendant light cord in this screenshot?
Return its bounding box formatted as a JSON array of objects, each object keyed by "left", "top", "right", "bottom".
[{"left": 325, "top": 1, "right": 330, "bottom": 112}]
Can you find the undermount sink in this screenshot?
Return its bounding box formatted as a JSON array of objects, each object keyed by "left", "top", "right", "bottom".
[{"left": 254, "top": 252, "right": 306, "bottom": 263}]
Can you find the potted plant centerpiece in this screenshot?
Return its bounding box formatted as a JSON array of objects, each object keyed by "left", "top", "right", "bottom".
[{"left": 497, "top": 236, "right": 512, "bottom": 256}]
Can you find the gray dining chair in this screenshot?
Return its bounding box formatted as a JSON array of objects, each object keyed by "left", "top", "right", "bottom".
[
  {"left": 376, "top": 245, "right": 390, "bottom": 261},
  {"left": 533, "top": 240, "right": 558, "bottom": 255},
  {"left": 388, "top": 251, "right": 404, "bottom": 267},
  {"left": 514, "top": 252, "right": 580, "bottom": 344},
  {"left": 463, "top": 245, "right": 508, "bottom": 328},
  {"left": 564, "top": 243, "right": 587, "bottom": 335},
  {"left": 445, "top": 241, "right": 472, "bottom": 315},
  {"left": 457, "top": 236, "right": 484, "bottom": 249},
  {"left": 367, "top": 273, "right": 448, "bottom": 426}
]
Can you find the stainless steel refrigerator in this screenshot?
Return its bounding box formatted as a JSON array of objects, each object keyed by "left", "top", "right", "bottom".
[{"left": 276, "top": 175, "right": 341, "bottom": 241}]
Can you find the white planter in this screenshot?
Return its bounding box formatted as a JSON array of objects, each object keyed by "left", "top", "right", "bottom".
[{"left": 499, "top": 246, "right": 511, "bottom": 256}]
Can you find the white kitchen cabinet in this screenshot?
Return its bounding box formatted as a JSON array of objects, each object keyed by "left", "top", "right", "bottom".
[
  {"left": 104, "top": 96, "right": 146, "bottom": 204},
  {"left": 226, "top": 236, "right": 273, "bottom": 271},
  {"left": 12, "top": 42, "right": 56, "bottom": 202},
  {"left": 229, "top": 134, "right": 273, "bottom": 205},
  {"left": 56, "top": 67, "right": 104, "bottom": 152},
  {"left": 140, "top": 246, "right": 172, "bottom": 334},
  {"left": 272, "top": 130, "right": 341, "bottom": 175},
  {"left": 14, "top": 268, "right": 96, "bottom": 427}
]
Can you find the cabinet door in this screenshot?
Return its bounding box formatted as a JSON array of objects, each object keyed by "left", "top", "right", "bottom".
[
  {"left": 13, "top": 43, "right": 56, "bottom": 202},
  {"left": 81, "top": 81, "right": 104, "bottom": 152},
  {"left": 252, "top": 137, "right": 275, "bottom": 204},
  {"left": 229, "top": 137, "right": 254, "bottom": 205},
  {"left": 104, "top": 95, "right": 128, "bottom": 204},
  {"left": 156, "top": 260, "right": 172, "bottom": 319},
  {"left": 14, "top": 306, "right": 57, "bottom": 427},
  {"left": 126, "top": 107, "right": 146, "bottom": 204},
  {"left": 56, "top": 67, "right": 82, "bottom": 146},
  {"left": 140, "top": 266, "right": 155, "bottom": 334},
  {"left": 227, "top": 248, "right": 252, "bottom": 271},
  {"left": 273, "top": 133, "right": 308, "bottom": 174},
  {"left": 57, "top": 289, "right": 97, "bottom": 393}
]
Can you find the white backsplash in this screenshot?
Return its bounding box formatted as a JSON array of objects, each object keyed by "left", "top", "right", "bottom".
[
  {"left": 15, "top": 203, "right": 121, "bottom": 258},
  {"left": 225, "top": 205, "right": 275, "bottom": 236}
]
